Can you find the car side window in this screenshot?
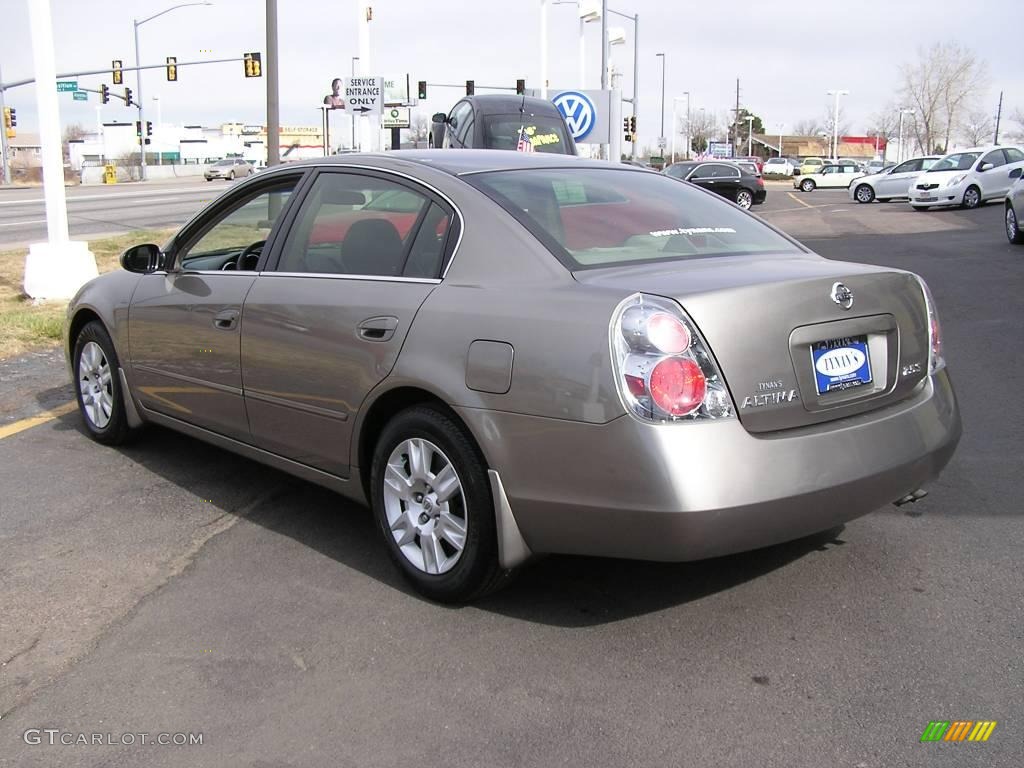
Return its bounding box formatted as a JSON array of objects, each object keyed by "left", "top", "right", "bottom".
[
  {"left": 176, "top": 180, "right": 297, "bottom": 271},
  {"left": 688, "top": 165, "right": 710, "bottom": 179},
  {"left": 276, "top": 172, "right": 453, "bottom": 278},
  {"left": 893, "top": 159, "right": 920, "bottom": 174},
  {"left": 821, "top": 166, "right": 835, "bottom": 174},
  {"left": 981, "top": 150, "right": 1005, "bottom": 169},
  {"left": 707, "top": 164, "right": 738, "bottom": 178},
  {"left": 446, "top": 102, "right": 472, "bottom": 148},
  {"left": 1002, "top": 148, "right": 1024, "bottom": 164}
]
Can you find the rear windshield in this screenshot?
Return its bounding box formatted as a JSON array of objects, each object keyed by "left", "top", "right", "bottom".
[
  {"left": 480, "top": 115, "right": 572, "bottom": 154},
  {"left": 467, "top": 167, "right": 800, "bottom": 270},
  {"left": 928, "top": 152, "right": 979, "bottom": 172}
]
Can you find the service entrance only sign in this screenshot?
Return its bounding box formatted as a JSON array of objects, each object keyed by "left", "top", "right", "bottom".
[{"left": 344, "top": 76, "right": 383, "bottom": 115}]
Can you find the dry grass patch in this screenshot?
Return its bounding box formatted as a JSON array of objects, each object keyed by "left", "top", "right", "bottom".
[{"left": 0, "top": 229, "right": 175, "bottom": 359}]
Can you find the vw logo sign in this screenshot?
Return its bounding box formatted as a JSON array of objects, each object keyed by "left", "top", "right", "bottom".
[{"left": 552, "top": 91, "right": 595, "bottom": 141}]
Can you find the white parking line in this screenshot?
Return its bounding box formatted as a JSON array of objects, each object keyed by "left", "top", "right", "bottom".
[
  {"left": 0, "top": 186, "right": 213, "bottom": 206},
  {"left": 0, "top": 218, "right": 48, "bottom": 227}
]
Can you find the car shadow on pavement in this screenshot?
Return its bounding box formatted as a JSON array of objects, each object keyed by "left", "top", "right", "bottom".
[{"left": 54, "top": 415, "right": 846, "bottom": 627}]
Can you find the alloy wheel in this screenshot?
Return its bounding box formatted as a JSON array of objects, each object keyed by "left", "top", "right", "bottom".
[
  {"left": 78, "top": 341, "right": 113, "bottom": 429},
  {"left": 735, "top": 189, "right": 753, "bottom": 209},
  {"left": 382, "top": 437, "right": 468, "bottom": 575},
  {"left": 963, "top": 186, "right": 980, "bottom": 208},
  {"left": 855, "top": 184, "right": 874, "bottom": 203},
  {"left": 801, "top": 179, "right": 815, "bottom": 192}
]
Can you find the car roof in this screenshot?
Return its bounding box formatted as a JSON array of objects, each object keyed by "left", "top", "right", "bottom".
[
  {"left": 456, "top": 95, "right": 563, "bottom": 117},
  {"left": 255, "top": 149, "right": 627, "bottom": 177}
]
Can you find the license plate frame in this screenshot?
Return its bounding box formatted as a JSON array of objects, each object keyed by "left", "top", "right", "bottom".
[
  {"left": 811, "top": 335, "right": 873, "bottom": 395},
  {"left": 917, "top": 196, "right": 937, "bottom": 202}
]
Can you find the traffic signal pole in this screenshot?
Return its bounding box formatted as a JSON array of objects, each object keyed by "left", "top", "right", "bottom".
[
  {"left": 266, "top": 0, "right": 280, "bottom": 166},
  {"left": 0, "top": 63, "right": 11, "bottom": 185},
  {"left": 133, "top": 19, "right": 146, "bottom": 180}
]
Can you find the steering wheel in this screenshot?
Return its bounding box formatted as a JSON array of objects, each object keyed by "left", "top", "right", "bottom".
[{"left": 236, "top": 240, "right": 266, "bottom": 271}]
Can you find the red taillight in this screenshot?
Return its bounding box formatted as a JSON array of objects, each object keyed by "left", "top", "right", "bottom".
[
  {"left": 756, "top": 177, "right": 764, "bottom": 187},
  {"left": 649, "top": 357, "right": 706, "bottom": 416},
  {"left": 625, "top": 373, "right": 646, "bottom": 397},
  {"left": 647, "top": 312, "right": 691, "bottom": 354}
]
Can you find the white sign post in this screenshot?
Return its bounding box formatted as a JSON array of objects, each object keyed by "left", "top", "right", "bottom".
[{"left": 344, "top": 76, "right": 383, "bottom": 116}]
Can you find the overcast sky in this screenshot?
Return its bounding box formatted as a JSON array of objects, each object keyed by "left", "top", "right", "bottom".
[{"left": 3, "top": 0, "right": 1021, "bottom": 148}]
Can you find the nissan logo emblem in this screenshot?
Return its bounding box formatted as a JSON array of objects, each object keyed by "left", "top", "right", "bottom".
[{"left": 830, "top": 282, "right": 854, "bottom": 310}]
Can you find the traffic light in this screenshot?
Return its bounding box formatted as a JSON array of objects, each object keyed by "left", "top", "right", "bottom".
[
  {"left": 465, "top": 80, "right": 474, "bottom": 96},
  {"left": 516, "top": 79, "right": 526, "bottom": 95},
  {"left": 3, "top": 107, "right": 13, "bottom": 139},
  {"left": 418, "top": 80, "right": 427, "bottom": 100},
  {"left": 244, "top": 52, "right": 262, "bottom": 78},
  {"left": 623, "top": 117, "right": 630, "bottom": 138},
  {"left": 112, "top": 59, "right": 123, "bottom": 85},
  {"left": 146, "top": 121, "right": 153, "bottom": 137},
  {"left": 100, "top": 84, "right": 110, "bottom": 104},
  {"left": 8, "top": 107, "right": 16, "bottom": 128},
  {"left": 125, "top": 87, "right": 133, "bottom": 106},
  {"left": 135, "top": 120, "right": 143, "bottom": 137},
  {"left": 629, "top": 115, "right": 636, "bottom": 134},
  {"left": 166, "top": 56, "right": 177, "bottom": 82}
]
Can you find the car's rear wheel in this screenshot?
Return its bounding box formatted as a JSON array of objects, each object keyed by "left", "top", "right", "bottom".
[
  {"left": 371, "top": 406, "right": 504, "bottom": 603},
  {"left": 854, "top": 184, "right": 875, "bottom": 203},
  {"left": 800, "top": 179, "right": 815, "bottom": 192},
  {"left": 735, "top": 188, "right": 753, "bottom": 209},
  {"left": 73, "top": 321, "right": 134, "bottom": 445},
  {"left": 961, "top": 185, "right": 981, "bottom": 209},
  {"left": 1007, "top": 204, "right": 1024, "bottom": 244}
]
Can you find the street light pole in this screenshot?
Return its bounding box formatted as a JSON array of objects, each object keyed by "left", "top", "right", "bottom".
[
  {"left": 540, "top": 0, "right": 548, "bottom": 99},
  {"left": 746, "top": 115, "right": 754, "bottom": 157},
  {"left": 826, "top": 88, "right": 848, "bottom": 162},
  {"left": 897, "top": 107, "right": 914, "bottom": 164},
  {"left": 152, "top": 96, "right": 162, "bottom": 164},
  {"left": 134, "top": 2, "right": 212, "bottom": 180},
  {"left": 351, "top": 57, "right": 359, "bottom": 150},
  {"left": 656, "top": 52, "right": 665, "bottom": 151},
  {"left": 777, "top": 122, "right": 784, "bottom": 157}
]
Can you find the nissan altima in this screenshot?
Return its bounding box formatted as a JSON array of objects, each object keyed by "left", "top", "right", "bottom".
[{"left": 66, "top": 150, "right": 961, "bottom": 602}]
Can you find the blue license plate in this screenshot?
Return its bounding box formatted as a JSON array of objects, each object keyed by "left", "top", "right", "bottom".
[{"left": 811, "top": 335, "right": 872, "bottom": 394}]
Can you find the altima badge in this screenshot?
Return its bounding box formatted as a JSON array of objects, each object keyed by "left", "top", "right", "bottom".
[{"left": 831, "top": 282, "right": 854, "bottom": 310}]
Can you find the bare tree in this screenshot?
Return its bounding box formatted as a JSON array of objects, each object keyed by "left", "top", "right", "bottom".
[
  {"left": 959, "top": 107, "right": 994, "bottom": 146},
  {"left": 62, "top": 122, "right": 87, "bottom": 162},
  {"left": 687, "top": 110, "right": 719, "bottom": 153},
  {"left": 409, "top": 114, "right": 430, "bottom": 147},
  {"left": 793, "top": 118, "right": 822, "bottom": 137},
  {"left": 1004, "top": 107, "right": 1024, "bottom": 143},
  {"left": 900, "top": 41, "right": 988, "bottom": 156},
  {"left": 865, "top": 105, "right": 899, "bottom": 141}
]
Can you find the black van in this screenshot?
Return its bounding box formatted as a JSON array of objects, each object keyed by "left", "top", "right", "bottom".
[{"left": 430, "top": 95, "right": 577, "bottom": 155}]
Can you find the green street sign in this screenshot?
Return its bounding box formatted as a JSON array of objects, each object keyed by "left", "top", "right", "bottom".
[
  {"left": 73, "top": 91, "right": 88, "bottom": 101},
  {"left": 57, "top": 81, "right": 78, "bottom": 92}
]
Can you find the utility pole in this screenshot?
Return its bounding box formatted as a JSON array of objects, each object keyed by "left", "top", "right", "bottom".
[
  {"left": 266, "top": 0, "right": 280, "bottom": 166},
  {"left": 600, "top": 0, "right": 608, "bottom": 159},
  {"left": 994, "top": 90, "right": 1003, "bottom": 144}
]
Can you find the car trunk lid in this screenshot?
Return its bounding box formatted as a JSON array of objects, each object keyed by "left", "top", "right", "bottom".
[{"left": 575, "top": 254, "right": 931, "bottom": 432}]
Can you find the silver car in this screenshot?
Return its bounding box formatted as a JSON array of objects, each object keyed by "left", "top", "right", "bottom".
[
  {"left": 65, "top": 151, "right": 961, "bottom": 602},
  {"left": 849, "top": 155, "right": 941, "bottom": 203},
  {"left": 1006, "top": 170, "right": 1024, "bottom": 244},
  {"left": 205, "top": 158, "right": 254, "bottom": 181}
]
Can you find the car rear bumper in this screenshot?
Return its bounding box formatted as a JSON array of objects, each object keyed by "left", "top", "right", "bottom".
[
  {"left": 753, "top": 188, "right": 767, "bottom": 204},
  {"left": 456, "top": 370, "right": 960, "bottom": 562}
]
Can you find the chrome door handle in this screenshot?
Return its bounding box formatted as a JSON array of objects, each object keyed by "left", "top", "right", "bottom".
[
  {"left": 357, "top": 316, "right": 398, "bottom": 342},
  {"left": 213, "top": 308, "right": 239, "bottom": 330}
]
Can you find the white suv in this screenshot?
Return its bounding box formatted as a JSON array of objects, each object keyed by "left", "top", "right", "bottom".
[{"left": 910, "top": 146, "right": 1024, "bottom": 210}]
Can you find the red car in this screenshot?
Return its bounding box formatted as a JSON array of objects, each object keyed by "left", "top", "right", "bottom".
[{"left": 736, "top": 155, "right": 764, "bottom": 174}]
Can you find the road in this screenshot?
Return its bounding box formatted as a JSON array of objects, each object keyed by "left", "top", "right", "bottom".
[
  {"left": 0, "top": 178, "right": 230, "bottom": 248},
  {"left": 1, "top": 189, "right": 1022, "bottom": 767}
]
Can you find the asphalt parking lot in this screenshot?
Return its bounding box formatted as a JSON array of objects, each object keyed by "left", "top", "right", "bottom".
[{"left": 1, "top": 188, "right": 1022, "bottom": 766}]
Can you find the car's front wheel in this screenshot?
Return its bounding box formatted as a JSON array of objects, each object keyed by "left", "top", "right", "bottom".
[
  {"left": 961, "top": 185, "right": 981, "bottom": 209},
  {"left": 1007, "top": 204, "right": 1024, "bottom": 244},
  {"left": 73, "top": 321, "right": 135, "bottom": 445},
  {"left": 800, "top": 179, "right": 815, "bottom": 192},
  {"left": 854, "top": 184, "right": 875, "bottom": 203},
  {"left": 228, "top": 170, "right": 235, "bottom": 180},
  {"left": 734, "top": 188, "right": 753, "bottom": 209},
  {"left": 371, "top": 406, "right": 504, "bottom": 603}
]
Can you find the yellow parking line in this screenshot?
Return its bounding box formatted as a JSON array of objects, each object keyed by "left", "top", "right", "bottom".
[
  {"left": 787, "top": 192, "right": 816, "bottom": 208},
  {"left": 0, "top": 401, "right": 78, "bottom": 440}
]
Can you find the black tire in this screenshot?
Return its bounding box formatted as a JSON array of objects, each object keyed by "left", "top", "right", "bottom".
[
  {"left": 371, "top": 405, "right": 504, "bottom": 603},
  {"left": 961, "top": 185, "right": 981, "bottom": 209},
  {"left": 734, "top": 188, "right": 753, "bottom": 209},
  {"left": 72, "top": 321, "right": 135, "bottom": 445},
  {"left": 227, "top": 170, "right": 235, "bottom": 180},
  {"left": 800, "top": 179, "right": 815, "bottom": 192},
  {"left": 1007, "top": 204, "right": 1024, "bottom": 244},
  {"left": 854, "top": 184, "right": 875, "bottom": 204}
]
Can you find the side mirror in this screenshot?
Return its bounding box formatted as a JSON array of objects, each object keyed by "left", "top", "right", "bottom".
[
  {"left": 1009, "top": 167, "right": 1022, "bottom": 179},
  {"left": 431, "top": 112, "right": 447, "bottom": 124},
  {"left": 120, "top": 243, "right": 162, "bottom": 273},
  {"left": 978, "top": 162, "right": 993, "bottom": 172}
]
